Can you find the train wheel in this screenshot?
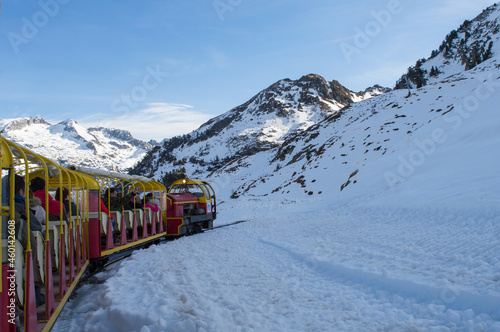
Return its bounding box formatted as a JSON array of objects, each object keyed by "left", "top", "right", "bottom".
[{"left": 193, "top": 223, "right": 203, "bottom": 234}]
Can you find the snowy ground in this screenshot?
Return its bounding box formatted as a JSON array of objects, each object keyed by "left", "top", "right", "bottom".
[{"left": 52, "top": 196, "right": 500, "bottom": 332}]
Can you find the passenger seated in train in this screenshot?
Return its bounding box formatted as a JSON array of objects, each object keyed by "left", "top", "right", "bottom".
[
  {"left": 99, "top": 194, "right": 115, "bottom": 230},
  {"left": 127, "top": 192, "right": 144, "bottom": 210},
  {"left": 144, "top": 193, "right": 159, "bottom": 212},
  {"left": 13, "top": 175, "right": 45, "bottom": 306},
  {"left": 30, "top": 176, "right": 67, "bottom": 221},
  {"left": 55, "top": 187, "right": 78, "bottom": 217},
  {"left": 29, "top": 190, "right": 46, "bottom": 225},
  {"left": 104, "top": 187, "right": 136, "bottom": 211}
]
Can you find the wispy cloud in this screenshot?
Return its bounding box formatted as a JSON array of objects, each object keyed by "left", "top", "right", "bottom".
[{"left": 78, "top": 103, "right": 216, "bottom": 141}]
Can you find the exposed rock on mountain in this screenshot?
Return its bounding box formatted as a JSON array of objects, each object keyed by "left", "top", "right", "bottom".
[
  {"left": 395, "top": 3, "right": 500, "bottom": 89},
  {"left": 131, "top": 74, "right": 387, "bottom": 183}
]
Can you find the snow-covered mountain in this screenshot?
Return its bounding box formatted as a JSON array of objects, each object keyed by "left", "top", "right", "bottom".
[
  {"left": 131, "top": 74, "right": 388, "bottom": 181},
  {"left": 0, "top": 117, "right": 154, "bottom": 171},
  {"left": 396, "top": 3, "right": 500, "bottom": 89},
  {"left": 220, "top": 60, "right": 499, "bottom": 204},
  {"left": 204, "top": 3, "right": 500, "bottom": 204},
  {"left": 132, "top": 3, "right": 500, "bottom": 209}
]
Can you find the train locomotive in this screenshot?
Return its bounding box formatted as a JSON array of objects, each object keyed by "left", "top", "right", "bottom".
[{"left": 166, "top": 179, "right": 216, "bottom": 236}]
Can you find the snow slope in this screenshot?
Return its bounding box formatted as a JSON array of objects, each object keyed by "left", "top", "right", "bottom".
[{"left": 53, "top": 196, "right": 500, "bottom": 332}]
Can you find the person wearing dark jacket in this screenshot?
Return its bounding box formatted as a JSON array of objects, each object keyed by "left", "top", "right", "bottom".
[
  {"left": 55, "top": 187, "right": 78, "bottom": 217},
  {"left": 14, "top": 175, "right": 45, "bottom": 306},
  {"left": 104, "top": 187, "right": 136, "bottom": 212}
]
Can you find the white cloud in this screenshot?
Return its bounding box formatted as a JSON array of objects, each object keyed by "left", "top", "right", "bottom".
[{"left": 78, "top": 103, "right": 216, "bottom": 141}]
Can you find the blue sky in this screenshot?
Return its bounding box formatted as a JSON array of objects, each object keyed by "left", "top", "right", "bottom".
[{"left": 0, "top": 0, "right": 496, "bottom": 141}]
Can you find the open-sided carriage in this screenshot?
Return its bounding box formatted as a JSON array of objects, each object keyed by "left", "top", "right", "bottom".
[{"left": 0, "top": 135, "right": 169, "bottom": 331}]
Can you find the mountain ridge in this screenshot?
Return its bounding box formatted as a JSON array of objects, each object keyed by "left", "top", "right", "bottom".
[
  {"left": 130, "top": 74, "right": 388, "bottom": 182},
  {"left": 0, "top": 117, "right": 154, "bottom": 172},
  {"left": 130, "top": 2, "right": 500, "bottom": 207}
]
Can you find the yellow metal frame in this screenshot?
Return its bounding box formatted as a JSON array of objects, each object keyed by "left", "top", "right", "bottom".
[{"left": 168, "top": 178, "right": 215, "bottom": 203}]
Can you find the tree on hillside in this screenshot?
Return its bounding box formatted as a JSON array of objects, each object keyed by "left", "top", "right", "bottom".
[
  {"left": 162, "top": 167, "right": 187, "bottom": 188},
  {"left": 429, "top": 66, "right": 441, "bottom": 77}
]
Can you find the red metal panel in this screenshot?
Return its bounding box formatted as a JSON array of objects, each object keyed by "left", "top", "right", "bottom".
[
  {"left": 119, "top": 215, "right": 127, "bottom": 246},
  {"left": 167, "top": 193, "right": 198, "bottom": 203},
  {"left": 167, "top": 218, "right": 183, "bottom": 236},
  {"left": 88, "top": 218, "right": 101, "bottom": 260},
  {"left": 75, "top": 228, "right": 81, "bottom": 274},
  {"left": 151, "top": 211, "right": 157, "bottom": 236},
  {"left": 44, "top": 241, "right": 55, "bottom": 321},
  {"left": 58, "top": 235, "right": 67, "bottom": 299},
  {"left": 69, "top": 231, "right": 75, "bottom": 283},
  {"left": 131, "top": 214, "right": 139, "bottom": 242},
  {"left": 197, "top": 202, "right": 208, "bottom": 214},
  {"left": 23, "top": 252, "right": 38, "bottom": 332}
]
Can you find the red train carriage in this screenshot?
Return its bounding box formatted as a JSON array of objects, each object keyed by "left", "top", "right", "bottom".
[{"left": 166, "top": 179, "right": 216, "bottom": 236}]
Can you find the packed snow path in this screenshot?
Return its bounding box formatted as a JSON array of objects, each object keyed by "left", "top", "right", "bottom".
[{"left": 53, "top": 199, "right": 500, "bottom": 331}]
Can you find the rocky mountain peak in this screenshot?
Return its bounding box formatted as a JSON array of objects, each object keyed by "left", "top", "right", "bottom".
[
  {"left": 57, "top": 119, "right": 80, "bottom": 131},
  {"left": 131, "top": 74, "right": 387, "bottom": 182},
  {"left": 298, "top": 74, "right": 330, "bottom": 93},
  {"left": 88, "top": 127, "right": 154, "bottom": 150},
  {"left": 362, "top": 84, "right": 391, "bottom": 95},
  {"left": 2, "top": 116, "right": 51, "bottom": 131}
]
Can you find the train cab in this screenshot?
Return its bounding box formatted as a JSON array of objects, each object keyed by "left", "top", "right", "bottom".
[{"left": 166, "top": 179, "right": 216, "bottom": 236}]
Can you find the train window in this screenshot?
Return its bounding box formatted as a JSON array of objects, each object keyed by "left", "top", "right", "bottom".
[
  {"left": 170, "top": 184, "right": 205, "bottom": 197},
  {"left": 201, "top": 184, "right": 211, "bottom": 199}
]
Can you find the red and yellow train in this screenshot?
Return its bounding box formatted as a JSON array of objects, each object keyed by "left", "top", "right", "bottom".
[{"left": 0, "top": 135, "right": 216, "bottom": 331}]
